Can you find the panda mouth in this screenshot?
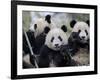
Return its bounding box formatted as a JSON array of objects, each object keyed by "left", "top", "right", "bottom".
[
  {"left": 55, "top": 46, "right": 60, "bottom": 48},
  {"left": 54, "top": 46, "right": 61, "bottom": 49},
  {"left": 79, "top": 38, "right": 87, "bottom": 43},
  {"left": 80, "top": 38, "right": 85, "bottom": 41}
]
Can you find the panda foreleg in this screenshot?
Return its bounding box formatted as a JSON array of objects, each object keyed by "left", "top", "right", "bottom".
[
  {"left": 68, "top": 41, "right": 79, "bottom": 56},
  {"left": 38, "top": 45, "right": 50, "bottom": 68},
  {"left": 38, "top": 55, "right": 50, "bottom": 68}
]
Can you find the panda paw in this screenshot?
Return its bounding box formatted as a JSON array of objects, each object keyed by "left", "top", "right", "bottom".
[
  {"left": 60, "top": 45, "right": 69, "bottom": 56},
  {"left": 30, "top": 55, "right": 35, "bottom": 66}
]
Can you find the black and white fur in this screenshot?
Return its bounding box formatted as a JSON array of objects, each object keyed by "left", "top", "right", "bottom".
[
  {"left": 38, "top": 25, "right": 77, "bottom": 68},
  {"left": 23, "top": 15, "right": 54, "bottom": 68},
  {"left": 68, "top": 20, "right": 90, "bottom": 56},
  {"left": 23, "top": 15, "right": 54, "bottom": 55}
]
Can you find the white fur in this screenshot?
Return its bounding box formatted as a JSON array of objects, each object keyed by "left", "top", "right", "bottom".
[
  {"left": 30, "top": 18, "right": 56, "bottom": 38},
  {"left": 23, "top": 54, "right": 33, "bottom": 66},
  {"left": 45, "top": 28, "right": 68, "bottom": 51},
  {"left": 72, "top": 21, "right": 90, "bottom": 42}
]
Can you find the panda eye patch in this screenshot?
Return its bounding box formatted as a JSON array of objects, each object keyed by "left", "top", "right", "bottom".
[
  {"left": 85, "top": 30, "right": 88, "bottom": 35},
  {"left": 51, "top": 37, "right": 54, "bottom": 42},
  {"left": 34, "top": 24, "right": 37, "bottom": 30},
  {"left": 58, "top": 36, "right": 62, "bottom": 41},
  {"left": 78, "top": 29, "right": 81, "bottom": 33}
]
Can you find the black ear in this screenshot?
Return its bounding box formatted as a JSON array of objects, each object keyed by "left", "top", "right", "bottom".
[
  {"left": 61, "top": 25, "right": 67, "bottom": 32},
  {"left": 45, "top": 15, "right": 51, "bottom": 24},
  {"left": 70, "top": 20, "right": 76, "bottom": 28},
  {"left": 34, "top": 24, "right": 37, "bottom": 30},
  {"left": 86, "top": 20, "right": 89, "bottom": 26},
  {"left": 44, "top": 27, "right": 50, "bottom": 34}
]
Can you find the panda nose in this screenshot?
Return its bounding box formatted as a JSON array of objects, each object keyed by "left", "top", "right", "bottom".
[
  {"left": 82, "top": 36, "right": 85, "bottom": 39},
  {"left": 55, "top": 44, "right": 59, "bottom": 47}
]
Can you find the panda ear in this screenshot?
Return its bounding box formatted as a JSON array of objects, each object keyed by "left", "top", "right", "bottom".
[
  {"left": 86, "top": 20, "right": 90, "bottom": 26},
  {"left": 45, "top": 15, "right": 51, "bottom": 24},
  {"left": 70, "top": 20, "right": 76, "bottom": 28},
  {"left": 61, "top": 25, "right": 67, "bottom": 32},
  {"left": 44, "top": 27, "right": 50, "bottom": 34}
]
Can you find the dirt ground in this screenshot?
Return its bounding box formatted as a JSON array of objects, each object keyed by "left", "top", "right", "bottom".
[{"left": 72, "top": 48, "right": 89, "bottom": 66}]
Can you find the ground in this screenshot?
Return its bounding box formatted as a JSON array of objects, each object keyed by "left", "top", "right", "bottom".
[{"left": 72, "top": 48, "right": 89, "bottom": 66}]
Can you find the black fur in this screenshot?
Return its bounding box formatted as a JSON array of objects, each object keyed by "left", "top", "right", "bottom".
[
  {"left": 23, "top": 30, "right": 36, "bottom": 67},
  {"left": 45, "top": 15, "right": 51, "bottom": 24},
  {"left": 70, "top": 20, "right": 76, "bottom": 28},
  {"left": 34, "top": 33, "right": 46, "bottom": 54},
  {"left": 68, "top": 32, "right": 89, "bottom": 56},
  {"left": 86, "top": 20, "right": 90, "bottom": 26},
  {"left": 38, "top": 45, "right": 77, "bottom": 68},
  {"left": 68, "top": 32, "right": 79, "bottom": 56},
  {"left": 69, "top": 20, "right": 90, "bottom": 55},
  {"left": 44, "top": 27, "right": 50, "bottom": 34},
  {"left": 61, "top": 25, "right": 67, "bottom": 32},
  {"left": 23, "top": 29, "right": 47, "bottom": 55},
  {"left": 33, "top": 27, "right": 51, "bottom": 54},
  {"left": 23, "top": 30, "right": 47, "bottom": 67},
  {"left": 23, "top": 30, "right": 35, "bottom": 54},
  {"left": 34, "top": 24, "right": 37, "bottom": 29}
]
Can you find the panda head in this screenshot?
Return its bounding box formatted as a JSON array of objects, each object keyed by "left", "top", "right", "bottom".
[
  {"left": 29, "top": 15, "right": 55, "bottom": 38},
  {"left": 45, "top": 25, "right": 68, "bottom": 51},
  {"left": 70, "top": 20, "right": 90, "bottom": 43}
]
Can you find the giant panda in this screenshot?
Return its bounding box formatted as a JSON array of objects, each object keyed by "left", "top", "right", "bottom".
[
  {"left": 29, "top": 14, "right": 56, "bottom": 38},
  {"left": 68, "top": 20, "right": 90, "bottom": 65},
  {"left": 23, "top": 14, "right": 56, "bottom": 55},
  {"left": 23, "top": 15, "right": 56, "bottom": 68},
  {"left": 68, "top": 20, "right": 90, "bottom": 55},
  {"left": 38, "top": 25, "right": 77, "bottom": 68}
]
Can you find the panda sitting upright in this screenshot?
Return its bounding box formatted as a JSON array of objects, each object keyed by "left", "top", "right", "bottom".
[
  {"left": 38, "top": 25, "right": 77, "bottom": 68},
  {"left": 68, "top": 20, "right": 90, "bottom": 56},
  {"left": 23, "top": 15, "right": 55, "bottom": 55},
  {"left": 23, "top": 15, "right": 55, "bottom": 68}
]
